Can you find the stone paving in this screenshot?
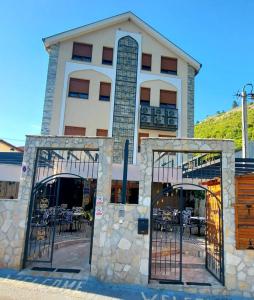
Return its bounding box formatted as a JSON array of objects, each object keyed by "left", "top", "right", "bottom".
[
  {"left": 23, "top": 241, "right": 91, "bottom": 280},
  {"left": 0, "top": 268, "right": 250, "bottom": 300}
]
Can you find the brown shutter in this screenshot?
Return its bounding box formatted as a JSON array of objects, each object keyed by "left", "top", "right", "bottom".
[
  {"left": 160, "top": 90, "right": 177, "bottom": 105},
  {"left": 140, "top": 87, "right": 150, "bottom": 102},
  {"left": 100, "top": 82, "right": 111, "bottom": 97},
  {"left": 72, "top": 42, "right": 92, "bottom": 57},
  {"left": 64, "top": 126, "right": 86, "bottom": 136},
  {"left": 69, "top": 78, "right": 89, "bottom": 94},
  {"left": 102, "top": 47, "right": 113, "bottom": 61},
  {"left": 138, "top": 132, "right": 149, "bottom": 151},
  {"left": 96, "top": 129, "right": 108, "bottom": 137},
  {"left": 142, "top": 53, "right": 152, "bottom": 68},
  {"left": 161, "top": 57, "right": 177, "bottom": 72},
  {"left": 159, "top": 134, "right": 171, "bottom": 137}
]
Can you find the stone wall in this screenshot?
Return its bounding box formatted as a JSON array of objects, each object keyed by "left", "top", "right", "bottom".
[
  {"left": 1, "top": 136, "right": 254, "bottom": 297},
  {"left": 187, "top": 65, "right": 195, "bottom": 138},
  {"left": 0, "top": 136, "right": 113, "bottom": 270},
  {"left": 41, "top": 44, "right": 60, "bottom": 135},
  {"left": 91, "top": 203, "right": 150, "bottom": 285}
]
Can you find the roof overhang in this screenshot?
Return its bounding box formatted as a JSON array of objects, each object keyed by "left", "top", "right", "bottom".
[{"left": 43, "top": 11, "right": 201, "bottom": 74}]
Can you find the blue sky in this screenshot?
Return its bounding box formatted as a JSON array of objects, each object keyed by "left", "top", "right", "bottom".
[{"left": 0, "top": 0, "right": 253, "bottom": 146}]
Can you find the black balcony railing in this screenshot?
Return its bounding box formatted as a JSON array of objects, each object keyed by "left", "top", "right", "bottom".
[{"left": 139, "top": 105, "right": 178, "bottom": 131}]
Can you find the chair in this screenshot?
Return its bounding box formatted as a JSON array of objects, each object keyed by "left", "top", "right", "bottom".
[{"left": 59, "top": 210, "right": 75, "bottom": 234}]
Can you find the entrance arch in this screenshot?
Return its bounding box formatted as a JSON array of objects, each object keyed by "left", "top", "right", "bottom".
[
  {"left": 23, "top": 171, "right": 97, "bottom": 271},
  {"left": 148, "top": 148, "right": 226, "bottom": 286}
]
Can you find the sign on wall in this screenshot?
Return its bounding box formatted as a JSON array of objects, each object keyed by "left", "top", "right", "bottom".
[{"left": 95, "top": 195, "right": 104, "bottom": 219}]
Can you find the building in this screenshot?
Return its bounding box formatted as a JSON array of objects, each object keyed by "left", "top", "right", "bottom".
[
  {"left": 41, "top": 12, "right": 201, "bottom": 164},
  {"left": 1, "top": 13, "right": 254, "bottom": 298},
  {"left": 0, "top": 139, "right": 23, "bottom": 153},
  {"left": 0, "top": 140, "right": 23, "bottom": 199}
]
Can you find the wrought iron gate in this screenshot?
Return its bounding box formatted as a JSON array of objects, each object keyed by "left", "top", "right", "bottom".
[
  {"left": 150, "top": 186, "right": 184, "bottom": 283},
  {"left": 23, "top": 148, "right": 99, "bottom": 267},
  {"left": 149, "top": 151, "right": 224, "bottom": 284},
  {"left": 25, "top": 176, "right": 61, "bottom": 263}
]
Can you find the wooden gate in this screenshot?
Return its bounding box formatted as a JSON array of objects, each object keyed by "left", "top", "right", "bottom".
[{"left": 202, "top": 179, "right": 224, "bottom": 284}]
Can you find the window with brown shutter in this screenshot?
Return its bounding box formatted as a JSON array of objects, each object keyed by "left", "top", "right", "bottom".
[
  {"left": 99, "top": 82, "right": 111, "bottom": 101},
  {"left": 64, "top": 126, "right": 86, "bottom": 136},
  {"left": 142, "top": 53, "right": 152, "bottom": 71},
  {"left": 96, "top": 129, "right": 108, "bottom": 137},
  {"left": 161, "top": 56, "right": 177, "bottom": 75},
  {"left": 160, "top": 90, "right": 177, "bottom": 108},
  {"left": 138, "top": 132, "right": 149, "bottom": 152},
  {"left": 72, "top": 42, "right": 93, "bottom": 62},
  {"left": 68, "top": 78, "right": 90, "bottom": 99},
  {"left": 140, "top": 87, "right": 150, "bottom": 106},
  {"left": 102, "top": 47, "right": 113, "bottom": 65}
]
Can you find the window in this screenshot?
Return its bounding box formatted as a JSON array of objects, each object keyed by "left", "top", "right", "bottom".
[
  {"left": 0, "top": 181, "right": 19, "bottom": 199},
  {"left": 72, "top": 42, "right": 92, "bottom": 62},
  {"left": 141, "top": 53, "right": 152, "bottom": 71},
  {"left": 64, "top": 126, "right": 86, "bottom": 136},
  {"left": 111, "top": 180, "right": 139, "bottom": 204},
  {"left": 99, "top": 82, "right": 111, "bottom": 101},
  {"left": 96, "top": 129, "right": 108, "bottom": 137},
  {"left": 160, "top": 90, "right": 177, "bottom": 108},
  {"left": 102, "top": 47, "right": 113, "bottom": 65},
  {"left": 140, "top": 87, "right": 150, "bottom": 106},
  {"left": 138, "top": 132, "right": 149, "bottom": 152},
  {"left": 68, "top": 78, "right": 89, "bottom": 99},
  {"left": 161, "top": 56, "right": 177, "bottom": 75}
]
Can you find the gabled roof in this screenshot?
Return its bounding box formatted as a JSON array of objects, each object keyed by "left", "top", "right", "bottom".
[
  {"left": 0, "top": 139, "right": 24, "bottom": 152},
  {"left": 43, "top": 12, "right": 201, "bottom": 73}
]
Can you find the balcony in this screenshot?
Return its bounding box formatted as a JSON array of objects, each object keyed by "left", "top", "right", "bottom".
[{"left": 139, "top": 105, "right": 178, "bottom": 131}]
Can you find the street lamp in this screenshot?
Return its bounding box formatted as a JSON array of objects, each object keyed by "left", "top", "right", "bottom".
[{"left": 236, "top": 83, "right": 254, "bottom": 158}]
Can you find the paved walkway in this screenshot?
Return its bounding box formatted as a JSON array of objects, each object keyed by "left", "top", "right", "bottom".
[{"left": 0, "top": 269, "right": 249, "bottom": 300}]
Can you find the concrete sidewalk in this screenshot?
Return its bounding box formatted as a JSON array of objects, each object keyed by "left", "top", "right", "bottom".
[{"left": 0, "top": 269, "right": 249, "bottom": 300}]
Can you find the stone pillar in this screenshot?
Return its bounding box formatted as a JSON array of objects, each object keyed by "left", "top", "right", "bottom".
[
  {"left": 41, "top": 43, "right": 60, "bottom": 135},
  {"left": 187, "top": 65, "right": 195, "bottom": 138},
  {"left": 91, "top": 136, "right": 150, "bottom": 285},
  {"left": 112, "top": 36, "right": 139, "bottom": 164}
]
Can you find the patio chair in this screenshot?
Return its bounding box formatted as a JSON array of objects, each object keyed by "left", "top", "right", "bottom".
[{"left": 59, "top": 210, "right": 75, "bottom": 234}]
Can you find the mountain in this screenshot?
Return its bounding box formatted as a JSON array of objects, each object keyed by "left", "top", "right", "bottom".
[{"left": 194, "top": 104, "right": 254, "bottom": 150}]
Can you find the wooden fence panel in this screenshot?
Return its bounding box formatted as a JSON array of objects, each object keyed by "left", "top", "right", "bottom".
[{"left": 235, "top": 175, "right": 254, "bottom": 250}]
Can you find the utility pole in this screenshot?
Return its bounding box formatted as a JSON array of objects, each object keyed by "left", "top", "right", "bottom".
[
  {"left": 236, "top": 83, "right": 254, "bottom": 159},
  {"left": 241, "top": 88, "right": 248, "bottom": 158}
]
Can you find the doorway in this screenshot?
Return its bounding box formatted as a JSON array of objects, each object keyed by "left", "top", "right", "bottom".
[
  {"left": 149, "top": 151, "right": 224, "bottom": 285},
  {"left": 23, "top": 148, "right": 99, "bottom": 277}
]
